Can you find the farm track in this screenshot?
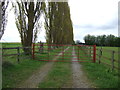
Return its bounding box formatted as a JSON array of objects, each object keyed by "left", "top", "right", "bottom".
[
  {"left": 71, "top": 47, "right": 93, "bottom": 88},
  {"left": 18, "top": 46, "right": 93, "bottom": 88},
  {"left": 18, "top": 47, "right": 70, "bottom": 88}
]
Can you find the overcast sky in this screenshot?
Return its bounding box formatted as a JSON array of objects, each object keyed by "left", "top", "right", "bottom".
[{"left": 1, "top": 0, "right": 120, "bottom": 43}]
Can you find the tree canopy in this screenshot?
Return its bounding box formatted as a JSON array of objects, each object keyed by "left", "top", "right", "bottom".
[
  {"left": 13, "top": 1, "right": 45, "bottom": 54},
  {"left": 44, "top": 2, "right": 74, "bottom": 45},
  {"left": 84, "top": 34, "right": 120, "bottom": 47}
]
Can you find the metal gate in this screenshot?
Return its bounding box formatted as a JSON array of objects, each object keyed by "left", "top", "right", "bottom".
[{"left": 32, "top": 44, "right": 96, "bottom": 63}]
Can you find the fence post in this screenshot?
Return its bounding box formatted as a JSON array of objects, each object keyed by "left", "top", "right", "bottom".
[
  {"left": 17, "top": 47, "right": 20, "bottom": 63},
  {"left": 89, "top": 46, "right": 92, "bottom": 58},
  {"left": 98, "top": 49, "right": 102, "bottom": 64},
  {"left": 78, "top": 46, "right": 79, "bottom": 60},
  {"left": 48, "top": 44, "right": 49, "bottom": 61},
  {"left": 93, "top": 45, "right": 96, "bottom": 63},
  {"left": 32, "top": 43, "right": 35, "bottom": 59},
  {"left": 62, "top": 45, "right": 64, "bottom": 60},
  {"left": 111, "top": 51, "right": 115, "bottom": 71}
]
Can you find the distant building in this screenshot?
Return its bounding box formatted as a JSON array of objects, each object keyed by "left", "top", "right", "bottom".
[{"left": 78, "top": 42, "right": 86, "bottom": 45}]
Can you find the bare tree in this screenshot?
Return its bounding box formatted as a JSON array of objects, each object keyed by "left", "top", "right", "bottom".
[
  {"left": 13, "top": 0, "right": 45, "bottom": 54},
  {"left": 0, "top": 0, "right": 9, "bottom": 40}
]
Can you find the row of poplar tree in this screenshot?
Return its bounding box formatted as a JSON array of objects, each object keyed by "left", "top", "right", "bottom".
[
  {"left": 45, "top": 2, "right": 74, "bottom": 45},
  {"left": 0, "top": 1, "right": 74, "bottom": 54}
]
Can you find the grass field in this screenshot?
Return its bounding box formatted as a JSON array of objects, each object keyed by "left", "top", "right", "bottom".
[
  {"left": 2, "top": 43, "right": 67, "bottom": 88},
  {"left": 2, "top": 43, "right": 22, "bottom": 47},
  {"left": 2, "top": 58, "right": 46, "bottom": 88},
  {"left": 76, "top": 46, "right": 119, "bottom": 88},
  {"left": 2, "top": 43, "right": 119, "bottom": 88},
  {"left": 2, "top": 43, "right": 46, "bottom": 88},
  {"left": 96, "top": 46, "right": 118, "bottom": 70},
  {"left": 97, "top": 46, "right": 119, "bottom": 51}
]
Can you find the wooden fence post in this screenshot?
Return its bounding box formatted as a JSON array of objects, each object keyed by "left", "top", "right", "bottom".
[
  {"left": 98, "top": 49, "right": 102, "bottom": 64},
  {"left": 32, "top": 43, "right": 35, "bottom": 59},
  {"left": 93, "top": 45, "right": 96, "bottom": 63},
  {"left": 111, "top": 51, "right": 115, "bottom": 71},
  {"left": 89, "top": 46, "right": 91, "bottom": 57},
  {"left": 62, "top": 45, "right": 64, "bottom": 60},
  {"left": 48, "top": 45, "right": 49, "bottom": 61},
  {"left": 78, "top": 46, "right": 79, "bottom": 60},
  {"left": 17, "top": 47, "right": 20, "bottom": 63}
]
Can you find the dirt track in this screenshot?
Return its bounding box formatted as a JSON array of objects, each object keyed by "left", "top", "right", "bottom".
[
  {"left": 18, "top": 46, "right": 93, "bottom": 88},
  {"left": 18, "top": 47, "right": 70, "bottom": 88},
  {"left": 71, "top": 47, "right": 92, "bottom": 88}
]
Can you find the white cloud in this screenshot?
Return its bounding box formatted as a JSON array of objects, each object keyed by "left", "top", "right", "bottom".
[
  {"left": 1, "top": 6, "right": 21, "bottom": 42},
  {"left": 69, "top": 0, "right": 118, "bottom": 25},
  {"left": 69, "top": 0, "right": 119, "bottom": 42}
]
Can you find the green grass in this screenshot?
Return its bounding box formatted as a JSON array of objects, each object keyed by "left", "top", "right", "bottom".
[
  {"left": 74, "top": 46, "right": 93, "bottom": 62},
  {"left": 2, "top": 43, "right": 68, "bottom": 88},
  {"left": 2, "top": 43, "right": 29, "bottom": 64},
  {"left": 97, "top": 46, "right": 119, "bottom": 51},
  {"left": 81, "top": 62, "right": 119, "bottom": 88},
  {"left": 76, "top": 46, "right": 119, "bottom": 88},
  {"left": 96, "top": 46, "right": 118, "bottom": 69},
  {"left": 2, "top": 43, "right": 119, "bottom": 88},
  {"left": 38, "top": 46, "right": 73, "bottom": 88},
  {"left": 34, "top": 46, "right": 65, "bottom": 61},
  {"left": 2, "top": 43, "right": 47, "bottom": 88},
  {"left": 2, "top": 43, "right": 22, "bottom": 47},
  {"left": 2, "top": 59, "right": 46, "bottom": 88}
]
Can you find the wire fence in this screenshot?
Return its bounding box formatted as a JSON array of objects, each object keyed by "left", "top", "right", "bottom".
[
  {"left": 96, "top": 47, "right": 119, "bottom": 71},
  {"left": 2, "top": 43, "right": 118, "bottom": 71},
  {"left": 2, "top": 44, "right": 97, "bottom": 63}
]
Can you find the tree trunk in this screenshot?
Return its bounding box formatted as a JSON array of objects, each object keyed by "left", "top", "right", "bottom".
[
  {"left": 0, "top": 3, "right": 2, "bottom": 39},
  {"left": 23, "top": 2, "right": 34, "bottom": 55}
]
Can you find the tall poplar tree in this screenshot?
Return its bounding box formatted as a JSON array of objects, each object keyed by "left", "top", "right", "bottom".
[
  {"left": 13, "top": 1, "right": 45, "bottom": 54},
  {"left": 44, "top": 2, "right": 74, "bottom": 45}
]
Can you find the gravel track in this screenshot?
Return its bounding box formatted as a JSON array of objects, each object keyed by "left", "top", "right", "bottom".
[
  {"left": 71, "top": 47, "right": 92, "bottom": 88},
  {"left": 18, "top": 47, "right": 69, "bottom": 88},
  {"left": 18, "top": 46, "right": 93, "bottom": 88}
]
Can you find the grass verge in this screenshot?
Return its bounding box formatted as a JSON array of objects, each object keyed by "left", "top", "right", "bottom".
[
  {"left": 81, "top": 62, "right": 119, "bottom": 88},
  {"left": 2, "top": 59, "right": 46, "bottom": 88},
  {"left": 76, "top": 46, "right": 119, "bottom": 88}
]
